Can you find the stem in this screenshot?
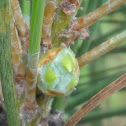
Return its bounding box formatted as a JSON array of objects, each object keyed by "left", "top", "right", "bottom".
[
  {"left": 70, "top": 0, "right": 126, "bottom": 31},
  {"left": 21, "top": 0, "right": 46, "bottom": 122},
  {"left": 65, "top": 74, "right": 126, "bottom": 126},
  {"left": 0, "top": 1, "right": 20, "bottom": 126},
  {"left": 10, "top": 0, "right": 29, "bottom": 49},
  {"left": 78, "top": 30, "right": 126, "bottom": 68}
]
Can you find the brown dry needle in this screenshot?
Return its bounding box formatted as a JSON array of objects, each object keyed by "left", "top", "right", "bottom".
[{"left": 65, "top": 74, "right": 126, "bottom": 126}]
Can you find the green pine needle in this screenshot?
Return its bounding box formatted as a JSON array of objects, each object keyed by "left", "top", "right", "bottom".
[{"left": 28, "top": 0, "right": 45, "bottom": 54}]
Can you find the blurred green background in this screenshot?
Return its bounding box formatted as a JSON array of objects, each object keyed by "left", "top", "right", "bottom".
[{"left": 20, "top": 0, "right": 126, "bottom": 125}]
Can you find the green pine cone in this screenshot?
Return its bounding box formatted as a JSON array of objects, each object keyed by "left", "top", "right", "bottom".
[{"left": 37, "top": 47, "right": 80, "bottom": 96}]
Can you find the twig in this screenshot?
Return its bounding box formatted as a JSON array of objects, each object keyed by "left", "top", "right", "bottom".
[
  {"left": 78, "top": 30, "right": 126, "bottom": 68},
  {"left": 20, "top": 0, "right": 45, "bottom": 123},
  {"left": 70, "top": 0, "right": 126, "bottom": 31},
  {"left": 65, "top": 74, "right": 126, "bottom": 126}
]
